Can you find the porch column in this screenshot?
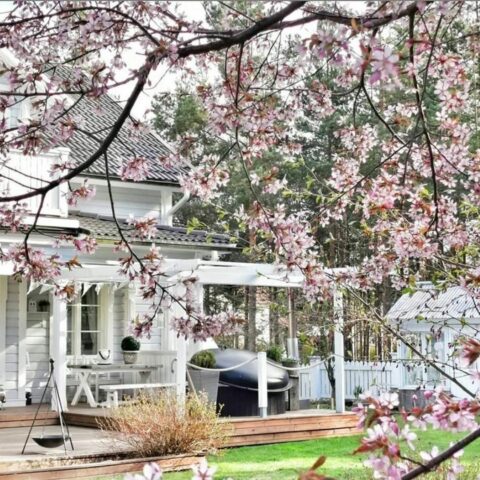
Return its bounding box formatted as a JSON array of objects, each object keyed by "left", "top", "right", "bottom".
[
  {"left": 0, "top": 276, "right": 7, "bottom": 391},
  {"left": 17, "top": 280, "right": 27, "bottom": 404},
  {"left": 333, "top": 286, "right": 345, "bottom": 413},
  {"left": 286, "top": 288, "right": 299, "bottom": 359},
  {"left": 50, "top": 295, "right": 67, "bottom": 411},
  {"left": 170, "top": 284, "right": 188, "bottom": 402}
]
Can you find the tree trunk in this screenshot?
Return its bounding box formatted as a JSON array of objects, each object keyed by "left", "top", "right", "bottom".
[
  {"left": 204, "top": 285, "right": 211, "bottom": 315},
  {"left": 246, "top": 286, "right": 257, "bottom": 351},
  {"left": 269, "top": 288, "right": 279, "bottom": 345}
]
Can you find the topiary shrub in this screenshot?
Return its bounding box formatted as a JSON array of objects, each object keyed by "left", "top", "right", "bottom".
[
  {"left": 190, "top": 350, "right": 215, "bottom": 368},
  {"left": 121, "top": 335, "right": 140, "bottom": 351}
]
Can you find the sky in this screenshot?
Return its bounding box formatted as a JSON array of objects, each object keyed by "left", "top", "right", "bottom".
[
  {"left": 113, "top": 1, "right": 366, "bottom": 118},
  {"left": 0, "top": 1, "right": 367, "bottom": 118}
]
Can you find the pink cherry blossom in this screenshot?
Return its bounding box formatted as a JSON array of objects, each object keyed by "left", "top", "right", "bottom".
[
  {"left": 191, "top": 458, "right": 217, "bottom": 480},
  {"left": 369, "top": 46, "right": 399, "bottom": 84},
  {"left": 119, "top": 157, "right": 150, "bottom": 182},
  {"left": 66, "top": 180, "right": 96, "bottom": 207}
]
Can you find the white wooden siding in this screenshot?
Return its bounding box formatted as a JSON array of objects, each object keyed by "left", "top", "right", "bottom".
[
  {"left": 73, "top": 184, "right": 162, "bottom": 219},
  {"left": 136, "top": 351, "right": 176, "bottom": 385},
  {"left": 26, "top": 312, "right": 50, "bottom": 402},
  {"left": 133, "top": 287, "right": 167, "bottom": 351},
  {"left": 4, "top": 149, "right": 68, "bottom": 217}
]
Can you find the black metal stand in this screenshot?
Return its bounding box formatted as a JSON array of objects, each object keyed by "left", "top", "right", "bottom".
[{"left": 22, "top": 359, "right": 74, "bottom": 454}]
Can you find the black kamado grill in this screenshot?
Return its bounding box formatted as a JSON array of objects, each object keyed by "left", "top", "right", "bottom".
[{"left": 213, "top": 348, "right": 291, "bottom": 416}]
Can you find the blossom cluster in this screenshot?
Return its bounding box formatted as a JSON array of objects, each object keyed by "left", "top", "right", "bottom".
[
  {"left": 125, "top": 458, "right": 216, "bottom": 480},
  {"left": 354, "top": 387, "right": 479, "bottom": 479}
]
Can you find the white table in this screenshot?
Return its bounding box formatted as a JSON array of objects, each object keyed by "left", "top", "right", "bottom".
[{"left": 68, "top": 364, "right": 158, "bottom": 407}]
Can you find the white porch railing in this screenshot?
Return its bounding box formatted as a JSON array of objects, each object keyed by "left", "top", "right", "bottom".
[
  {"left": 301, "top": 357, "right": 403, "bottom": 401},
  {"left": 2, "top": 148, "right": 69, "bottom": 216}
]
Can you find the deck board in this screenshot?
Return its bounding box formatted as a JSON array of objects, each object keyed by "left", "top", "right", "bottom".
[
  {"left": 0, "top": 406, "right": 58, "bottom": 429},
  {"left": 1, "top": 405, "right": 361, "bottom": 446},
  {"left": 64, "top": 405, "right": 361, "bottom": 446}
]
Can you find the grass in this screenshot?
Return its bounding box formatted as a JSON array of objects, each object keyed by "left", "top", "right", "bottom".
[
  {"left": 163, "top": 429, "right": 480, "bottom": 480},
  {"left": 98, "top": 428, "right": 480, "bottom": 480}
]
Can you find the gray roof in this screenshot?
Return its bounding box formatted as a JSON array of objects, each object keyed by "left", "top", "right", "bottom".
[
  {"left": 387, "top": 284, "right": 480, "bottom": 321},
  {"left": 70, "top": 212, "right": 236, "bottom": 250},
  {"left": 47, "top": 65, "right": 184, "bottom": 185}
]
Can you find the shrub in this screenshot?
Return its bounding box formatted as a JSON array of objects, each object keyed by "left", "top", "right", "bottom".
[
  {"left": 101, "top": 391, "right": 230, "bottom": 457},
  {"left": 121, "top": 336, "right": 140, "bottom": 351},
  {"left": 266, "top": 344, "right": 283, "bottom": 362},
  {"left": 190, "top": 350, "right": 215, "bottom": 368}
]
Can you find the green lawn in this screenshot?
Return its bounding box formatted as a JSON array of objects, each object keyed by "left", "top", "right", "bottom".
[{"left": 98, "top": 429, "right": 480, "bottom": 480}]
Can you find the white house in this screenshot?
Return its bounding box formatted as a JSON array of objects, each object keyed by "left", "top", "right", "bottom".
[
  {"left": 0, "top": 53, "right": 354, "bottom": 415},
  {"left": 387, "top": 283, "right": 480, "bottom": 399},
  {"left": 0, "top": 61, "right": 240, "bottom": 408}
]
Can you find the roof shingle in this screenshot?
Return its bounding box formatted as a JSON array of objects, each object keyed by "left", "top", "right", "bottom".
[
  {"left": 49, "top": 66, "right": 184, "bottom": 185},
  {"left": 70, "top": 212, "right": 236, "bottom": 250}
]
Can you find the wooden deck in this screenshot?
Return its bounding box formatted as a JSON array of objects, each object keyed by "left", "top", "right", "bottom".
[
  {"left": 0, "top": 406, "right": 59, "bottom": 429},
  {"left": 0, "top": 405, "right": 360, "bottom": 446},
  {"left": 64, "top": 406, "right": 360, "bottom": 446}
]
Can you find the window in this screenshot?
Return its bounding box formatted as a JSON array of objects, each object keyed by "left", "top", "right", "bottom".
[
  {"left": 0, "top": 80, "right": 23, "bottom": 129},
  {"left": 67, "top": 286, "right": 102, "bottom": 356},
  {"left": 6, "top": 97, "right": 23, "bottom": 129}
]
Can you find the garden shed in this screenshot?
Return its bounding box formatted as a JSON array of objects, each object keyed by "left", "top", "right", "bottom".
[{"left": 387, "top": 283, "right": 480, "bottom": 399}]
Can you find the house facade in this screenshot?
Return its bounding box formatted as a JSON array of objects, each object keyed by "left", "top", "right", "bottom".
[{"left": 0, "top": 62, "right": 236, "bottom": 408}]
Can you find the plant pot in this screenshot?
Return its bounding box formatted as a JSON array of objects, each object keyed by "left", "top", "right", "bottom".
[
  {"left": 188, "top": 369, "right": 219, "bottom": 404},
  {"left": 123, "top": 351, "right": 138, "bottom": 364},
  {"left": 282, "top": 360, "right": 299, "bottom": 378}
]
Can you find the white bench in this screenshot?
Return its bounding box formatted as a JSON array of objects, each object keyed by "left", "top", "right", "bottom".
[{"left": 99, "top": 383, "right": 176, "bottom": 408}]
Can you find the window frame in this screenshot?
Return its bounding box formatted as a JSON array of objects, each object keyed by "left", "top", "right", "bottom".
[{"left": 67, "top": 285, "right": 112, "bottom": 359}]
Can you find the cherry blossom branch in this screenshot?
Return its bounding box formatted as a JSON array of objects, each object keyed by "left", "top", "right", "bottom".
[
  {"left": 402, "top": 427, "right": 480, "bottom": 479},
  {"left": 408, "top": 11, "right": 441, "bottom": 233}
]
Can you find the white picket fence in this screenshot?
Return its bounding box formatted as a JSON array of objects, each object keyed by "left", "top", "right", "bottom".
[{"left": 299, "top": 357, "right": 403, "bottom": 401}]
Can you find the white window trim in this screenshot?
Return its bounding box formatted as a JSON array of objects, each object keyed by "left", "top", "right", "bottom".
[{"left": 67, "top": 284, "right": 113, "bottom": 359}]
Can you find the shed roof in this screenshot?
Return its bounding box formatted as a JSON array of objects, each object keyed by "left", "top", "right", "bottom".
[{"left": 387, "top": 284, "right": 480, "bottom": 322}]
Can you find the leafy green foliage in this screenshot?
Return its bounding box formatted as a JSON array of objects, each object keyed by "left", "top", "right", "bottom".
[
  {"left": 266, "top": 344, "right": 284, "bottom": 362},
  {"left": 190, "top": 350, "right": 216, "bottom": 368}
]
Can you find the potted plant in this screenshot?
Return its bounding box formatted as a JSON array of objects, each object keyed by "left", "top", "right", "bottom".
[
  {"left": 266, "top": 344, "right": 284, "bottom": 363},
  {"left": 188, "top": 350, "right": 219, "bottom": 404},
  {"left": 282, "top": 357, "right": 299, "bottom": 373},
  {"left": 121, "top": 336, "right": 140, "bottom": 364}
]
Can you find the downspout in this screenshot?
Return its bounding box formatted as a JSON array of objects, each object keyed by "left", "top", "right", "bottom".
[{"left": 163, "top": 191, "right": 190, "bottom": 226}]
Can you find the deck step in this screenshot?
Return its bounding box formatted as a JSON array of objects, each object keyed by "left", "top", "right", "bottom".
[{"left": 0, "top": 406, "right": 59, "bottom": 429}]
